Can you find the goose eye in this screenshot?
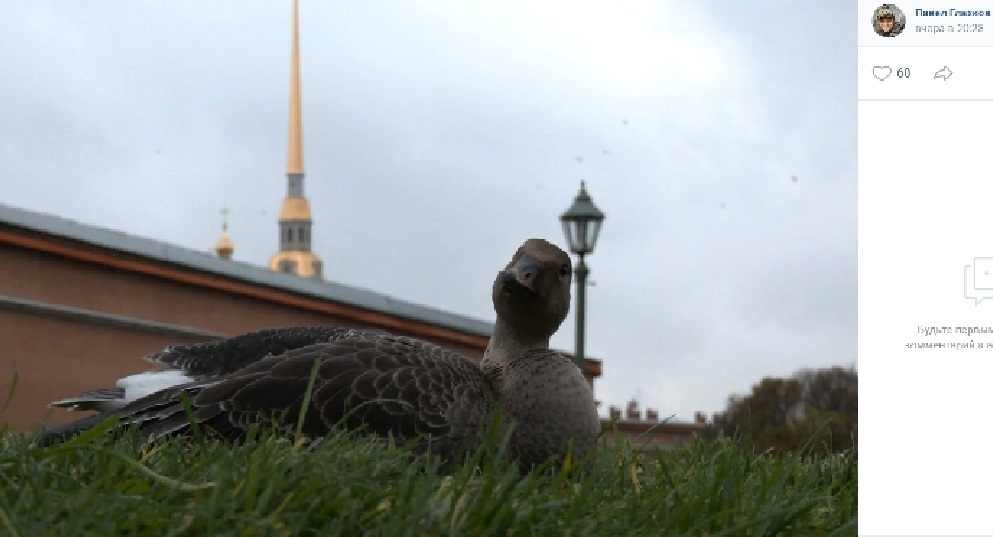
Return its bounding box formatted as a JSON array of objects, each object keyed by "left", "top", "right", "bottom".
[{"left": 559, "top": 263, "right": 571, "bottom": 276}]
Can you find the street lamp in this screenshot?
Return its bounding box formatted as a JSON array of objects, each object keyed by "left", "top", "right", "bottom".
[{"left": 559, "top": 180, "right": 605, "bottom": 373}]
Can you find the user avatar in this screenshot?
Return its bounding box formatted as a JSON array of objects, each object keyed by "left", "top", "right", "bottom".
[{"left": 872, "top": 4, "right": 906, "bottom": 37}]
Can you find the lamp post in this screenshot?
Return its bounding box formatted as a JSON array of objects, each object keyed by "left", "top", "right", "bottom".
[{"left": 559, "top": 180, "right": 605, "bottom": 373}]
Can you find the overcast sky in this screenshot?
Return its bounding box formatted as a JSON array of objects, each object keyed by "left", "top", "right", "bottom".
[{"left": 0, "top": 1, "right": 855, "bottom": 422}]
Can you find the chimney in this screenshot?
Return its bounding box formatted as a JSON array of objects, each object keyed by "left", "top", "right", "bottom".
[
  {"left": 626, "top": 399, "right": 640, "bottom": 421},
  {"left": 645, "top": 408, "right": 658, "bottom": 422},
  {"left": 609, "top": 406, "right": 622, "bottom": 420},
  {"left": 694, "top": 411, "right": 707, "bottom": 425}
]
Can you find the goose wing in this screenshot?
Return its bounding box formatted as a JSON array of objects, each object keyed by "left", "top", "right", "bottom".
[
  {"left": 48, "top": 326, "right": 386, "bottom": 412},
  {"left": 113, "top": 333, "right": 498, "bottom": 453},
  {"left": 143, "top": 326, "right": 383, "bottom": 376}
]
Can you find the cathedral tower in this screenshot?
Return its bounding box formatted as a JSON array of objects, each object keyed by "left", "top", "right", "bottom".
[{"left": 267, "top": 0, "right": 323, "bottom": 279}]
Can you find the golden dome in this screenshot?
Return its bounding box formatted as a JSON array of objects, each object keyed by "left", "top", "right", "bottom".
[
  {"left": 280, "top": 197, "right": 312, "bottom": 221},
  {"left": 214, "top": 232, "right": 234, "bottom": 260},
  {"left": 268, "top": 250, "right": 323, "bottom": 278}
]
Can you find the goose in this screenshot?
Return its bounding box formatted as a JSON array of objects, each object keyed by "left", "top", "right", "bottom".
[{"left": 37, "top": 239, "right": 601, "bottom": 467}]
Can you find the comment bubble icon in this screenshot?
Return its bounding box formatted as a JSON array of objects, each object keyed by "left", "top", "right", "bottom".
[{"left": 964, "top": 258, "right": 993, "bottom": 305}]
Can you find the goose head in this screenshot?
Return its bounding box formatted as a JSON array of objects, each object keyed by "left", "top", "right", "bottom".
[{"left": 492, "top": 239, "right": 573, "bottom": 340}]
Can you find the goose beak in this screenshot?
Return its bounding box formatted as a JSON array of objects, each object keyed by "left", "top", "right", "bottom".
[{"left": 499, "top": 255, "right": 540, "bottom": 298}]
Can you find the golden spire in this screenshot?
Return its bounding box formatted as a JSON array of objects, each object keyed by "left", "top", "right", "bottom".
[
  {"left": 268, "top": 0, "right": 322, "bottom": 279},
  {"left": 287, "top": 0, "right": 304, "bottom": 176},
  {"left": 214, "top": 207, "right": 234, "bottom": 260}
]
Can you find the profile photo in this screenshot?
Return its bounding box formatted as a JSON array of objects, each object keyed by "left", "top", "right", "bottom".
[{"left": 871, "top": 4, "right": 906, "bottom": 37}]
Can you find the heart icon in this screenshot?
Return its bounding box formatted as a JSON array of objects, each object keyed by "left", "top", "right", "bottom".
[{"left": 873, "top": 66, "right": 892, "bottom": 81}]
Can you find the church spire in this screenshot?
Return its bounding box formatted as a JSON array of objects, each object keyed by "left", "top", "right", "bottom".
[
  {"left": 287, "top": 0, "right": 304, "bottom": 176},
  {"left": 268, "top": 0, "right": 323, "bottom": 279}
]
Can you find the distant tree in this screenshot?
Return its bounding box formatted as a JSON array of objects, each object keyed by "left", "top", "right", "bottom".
[
  {"left": 791, "top": 366, "right": 858, "bottom": 454},
  {"left": 711, "top": 365, "right": 857, "bottom": 455}
]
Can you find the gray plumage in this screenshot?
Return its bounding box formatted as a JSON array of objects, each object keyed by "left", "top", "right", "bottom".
[
  {"left": 49, "top": 387, "right": 125, "bottom": 412},
  {"left": 48, "top": 326, "right": 368, "bottom": 412},
  {"left": 37, "top": 239, "right": 600, "bottom": 467}
]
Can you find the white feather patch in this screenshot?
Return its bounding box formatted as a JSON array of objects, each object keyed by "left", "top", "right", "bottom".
[{"left": 116, "top": 370, "right": 193, "bottom": 404}]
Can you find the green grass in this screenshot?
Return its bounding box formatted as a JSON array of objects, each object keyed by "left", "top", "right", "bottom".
[{"left": 0, "top": 421, "right": 855, "bottom": 536}]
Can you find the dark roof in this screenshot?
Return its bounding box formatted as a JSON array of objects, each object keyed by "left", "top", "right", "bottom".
[{"left": 0, "top": 203, "right": 492, "bottom": 337}]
